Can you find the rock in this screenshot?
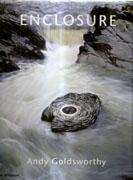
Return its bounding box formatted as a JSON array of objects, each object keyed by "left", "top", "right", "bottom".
[
  {"left": 119, "top": 5, "right": 133, "bottom": 23},
  {"left": 83, "top": 32, "right": 96, "bottom": 44},
  {"left": 0, "top": 14, "right": 46, "bottom": 49},
  {"left": 120, "top": 175, "right": 133, "bottom": 180},
  {"left": 13, "top": 45, "right": 44, "bottom": 60},
  {"left": 91, "top": 6, "right": 118, "bottom": 36},
  {"left": 41, "top": 93, "right": 101, "bottom": 132},
  {"left": 77, "top": 5, "right": 133, "bottom": 70},
  {"left": 78, "top": 45, "right": 88, "bottom": 56},
  {"left": 0, "top": 2, "right": 46, "bottom": 73},
  {"left": 0, "top": 51, "right": 20, "bottom": 73},
  {"left": 92, "top": 43, "right": 112, "bottom": 54},
  {"left": 0, "top": 51, "right": 6, "bottom": 57}
]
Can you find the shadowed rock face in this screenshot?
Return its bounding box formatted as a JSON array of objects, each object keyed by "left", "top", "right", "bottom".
[
  {"left": 41, "top": 93, "right": 101, "bottom": 132},
  {"left": 0, "top": 2, "right": 46, "bottom": 74},
  {"left": 77, "top": 5, "right": 133, "bottom": 70},
  {"left": 0, "top": 51, "right": 20, "bottom": 73}
]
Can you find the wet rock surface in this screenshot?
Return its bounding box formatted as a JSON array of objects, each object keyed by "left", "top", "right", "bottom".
[
  {"left": 41, "top": 93, "right": 101, "bottom": 132},
  {"left": 120, "top": 175, "right": 133, "bottom": 180},
  {"left": 77, "top": 5, "right": 133, "bottom": 70},
  {"left": 0, "top": 3, "right": 46, "bottom": 74},
  {"left": 0, "top": 51, "right": 20, "bottom": 73}
]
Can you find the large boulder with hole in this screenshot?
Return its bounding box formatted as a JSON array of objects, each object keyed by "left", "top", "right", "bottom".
[{"left": 41, "top": 93, "right": 101, "bottom": 132}]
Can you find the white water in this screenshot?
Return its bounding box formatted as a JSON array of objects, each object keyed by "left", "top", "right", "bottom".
[{"left": 0, "top": 28, "right": 132, "bottom": 180}]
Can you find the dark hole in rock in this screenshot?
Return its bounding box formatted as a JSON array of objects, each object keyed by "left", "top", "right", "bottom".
[{"left": 62, "top": 106, "right": 77, "bottom": 114}]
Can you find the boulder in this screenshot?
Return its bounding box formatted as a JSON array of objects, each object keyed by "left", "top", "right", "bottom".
[{"left": 41, "top": 93, "right": 101, "bottom": 132}]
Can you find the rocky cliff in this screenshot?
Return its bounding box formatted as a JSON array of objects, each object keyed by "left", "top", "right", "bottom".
[
  {"left": 0, "top": 3, "right": 46, "bottom": 73},
  {"left": 77, "top": 5, "right": 133, "bottom": 74}
]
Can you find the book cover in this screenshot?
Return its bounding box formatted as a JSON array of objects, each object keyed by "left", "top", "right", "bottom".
[{"left": 0, "top": 0, "right": 132, "bottom": 180}]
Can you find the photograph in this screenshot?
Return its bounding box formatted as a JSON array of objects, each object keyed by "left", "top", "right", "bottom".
[{"left": 0, "top": 0, "right": 133, "bottom": 179}]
